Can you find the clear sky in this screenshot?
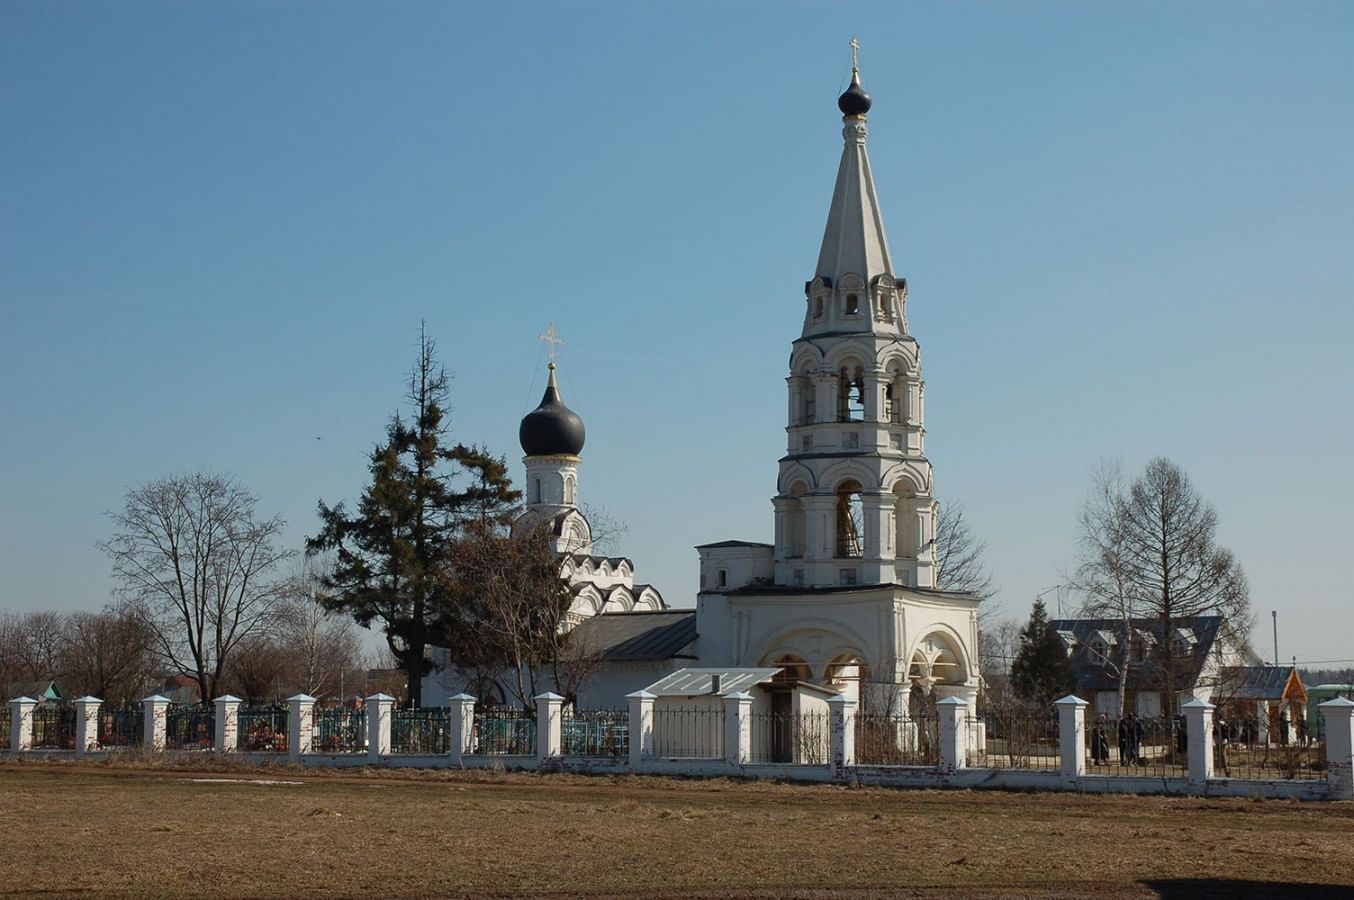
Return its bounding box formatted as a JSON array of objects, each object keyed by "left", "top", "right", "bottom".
[{"left": 3, "top": 2, "right": 1351, "bottom": 666}]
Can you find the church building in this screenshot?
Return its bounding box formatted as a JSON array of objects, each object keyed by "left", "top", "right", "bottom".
[{"left": 426, "top": 58, "right": 982, "bottom": 717}]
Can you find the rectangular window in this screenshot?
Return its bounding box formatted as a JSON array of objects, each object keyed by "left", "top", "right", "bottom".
[
  {"left": 792, "top": 568, "right": 804, "bottom": 586},
  {"left": 838, "top": 568, "right": 857, "bottom": 586},
  {"left": 802, "top": 435, "right": 813, "bottom": 452},
  {"left": 842, "top": 432, "right": 859, "bottom": 449}
]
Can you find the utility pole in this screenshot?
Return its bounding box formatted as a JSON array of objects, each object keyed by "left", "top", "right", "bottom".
[{"left": 1272, "top": 610, "right": 1279, "bottom": 666}]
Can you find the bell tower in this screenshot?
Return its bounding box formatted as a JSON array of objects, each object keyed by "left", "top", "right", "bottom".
[{"left": 773, "top": 53, "right": 937, "bottom": 590}]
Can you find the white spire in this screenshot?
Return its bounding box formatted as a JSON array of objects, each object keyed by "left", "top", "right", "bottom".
[{"left": 814, "top": 110, "right": 895, "bottom": 289}]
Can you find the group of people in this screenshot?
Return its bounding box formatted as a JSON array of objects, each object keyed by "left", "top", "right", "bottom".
[{"left": 1089, "top": 712, "right": 1148, "bottom": 766}]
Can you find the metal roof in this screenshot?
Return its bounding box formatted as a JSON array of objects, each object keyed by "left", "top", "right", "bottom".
[
  {"left": 1220, "top": 666, "right": 1305, "bottom": 701},
  {"left": 566, "top": 611, "right": 697, "bottom": 662},
  {"left": 644, "top": 667, "right": 781, "bottom": 697}
]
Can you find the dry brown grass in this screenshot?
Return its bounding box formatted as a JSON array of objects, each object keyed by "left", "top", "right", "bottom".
[{"left": 1, "top": 759, "right": 1350, "bottom": 898}]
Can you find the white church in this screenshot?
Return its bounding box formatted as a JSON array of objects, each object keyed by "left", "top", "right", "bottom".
[{"left": 426, "top": 61, "right": 982, "bottom": 719}]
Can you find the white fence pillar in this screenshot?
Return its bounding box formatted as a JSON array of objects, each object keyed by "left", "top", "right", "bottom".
[
  {"left": 9, "top": 697, "right": 36, "bottom": 752},
  {"left": 448, "top": 694, "right": 476, "bottom": 764},
  {"left": 142, "top": 695, "right": 170, "bottom": 752},
  {"left": 1055, "top": 695, "right": 1087, "bottom": 779},
  {"left": 626, "top": 690, "right": 655, "bottom": 771},
  {"left": 74, "top": 696, "right": 102, "bottom": 755},
  {"left": 1182, "top": 697, "right": 1214, "bottom": 789},
  {"left": 828, "top": 694, "right": 856, "bottom": 779},
  {"left": 724, "top": 692, "right": 752, "bottom": 766},
  {"left": 213, "top": 695, "right": 241, "bottom": 752},
  {"left": 1319, "top": 696, "right": 1354, "bottom": 800},
  {"left": 938, "top": 696, "right": 967, "bottom": 771},
  {"left": 366, "top": 693, "right": 393, "bottom": 762},
  {"left": 288, "top": 694, "right": 316, "bottom": 760},
  {"left": 535, "top": 692, "right": 564, "bottom": 762}
]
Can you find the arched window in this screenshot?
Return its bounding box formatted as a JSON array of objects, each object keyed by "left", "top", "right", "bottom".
[
  {"left": 835, "top": 480, "right": 864, "bottom": 558},
  {"left": 837, "top": 366, "right": 866, "bottom": 422},
  {"left": 532, "top": 478, "right": 542, "bottom": 504},
  {"left": 564, "top": 476, "right": 575, "bottom": 504},
  {"left": 878, "top": 292, "right": 891, "bottom": 321},
  {"left": 845, "top": 293, "right": 860, "bottom": 316},
  {"left": 717, "top": 569, "right": 727, "bottom": 588},
  {"left": 813, "top": 296, "right": 824, "bottom": 318}
]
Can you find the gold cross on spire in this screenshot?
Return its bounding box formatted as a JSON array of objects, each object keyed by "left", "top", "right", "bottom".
[
  {"left": 850, "top": 36, "right": 860, "bottom": 72},
  {"left": 539, "top": 321, "right": 564, "bottom": 367}
]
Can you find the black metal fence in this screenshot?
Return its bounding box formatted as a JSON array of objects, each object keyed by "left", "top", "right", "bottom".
[
  {"left": 165, "top": 705, "right": 216, "bottom": 751},
  {"left": 563, "top": 709, "right": 629, "bottom": 758},
  {"left": 314, "top": 705, "right": 366, "bottom": 753},
  {"left": 652, "top": 706, "right": 725, "bottom": 759},
  {"left": 1084, "top": 715, "right": 1187, "bottom": 776},
  {"left": 473, "top": 708, "right": 535, "bottom": 755},
  {"left": 855, "top": 712, "right": 939, "bottom": 766},
  {"left": 30, "top": 704, "right": 75, "bottom": 751},
  {"left": 392, "top": 707, "right": 451, "bottom": 754},
  {"left": 0, "top": 707, "right": 9, "bottom": 750},
  {"left": 748, "top": 711, "right": 828, "bottom": 764},
  {"left": 1215, "top": 735, "right": 1326, "bottom": 781},
  {"left": 97, "top": 707, "right": 143, "bottom": 749},
  {"left": 973, "top": 707, "right": 1059, "bottom": 771},
  {"left": 238, "top": 706, "right": 288, "bottom": 752}
]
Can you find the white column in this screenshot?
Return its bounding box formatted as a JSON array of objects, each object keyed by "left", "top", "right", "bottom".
[
  {"left": 9, "top": 697, "right": 36, "bottom": 752},
  {"left": 535, "top": 692, "right": 564, "bottom": 762},
  {"left": 448, "top": 694, "right": 476, "bottom": 764},
  {"left": 937, "top": 696, "right": 967, "bottom": 770},
  {"left": 626, "top": 690, "right": 655, "bottom": 771},
  {"left": 74, "top": 696, "right": 102, "bottom": 755},
  {"left": 1055, "top": 695, "right": 1087, "bottom": 780},
  {"left": 366, "top": 693, "right": 394, "bottom": 763},
  {"left": 142, "top": 695, "right": 170, "bottom": 752},
  {"left": 827, "top": 694, "right": 857, "bottom": 779},
  {"left": 1181, "top": 697, "right": 1214, "bottom": 789},
  {"left": 1319, "top": 696, "right": 1354, "bottom": 800},
  {"left": 213, "top": 695, "right": 241, "bottom": 753},
  {"left": 287, "top": 694, "right": 316, "bottom": 760},
  {"left": 723, "top": 692, "right": 752, "bottom": 766}
]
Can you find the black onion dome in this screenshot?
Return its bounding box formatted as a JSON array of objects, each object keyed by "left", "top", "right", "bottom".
[
  {"left": 837, "top": 71, "right": 872, "bottom": 117},
  {"left": 519, "top": 366, "right": 585, "bottom": 456}
]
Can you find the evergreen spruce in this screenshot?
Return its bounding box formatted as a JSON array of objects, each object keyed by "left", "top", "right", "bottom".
[
  {"left": 307, "top": 328, "right": 519, "bottom": 706},
  {"left": 1010, "top": 598, "right": 1077, "bottom": 708}
]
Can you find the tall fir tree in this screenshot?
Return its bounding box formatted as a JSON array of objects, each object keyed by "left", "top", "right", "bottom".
[
  {"left": 307, "top": 328, "right": 519, "bottom": 706},
  {"left": 1010, "top": 598, "right": 1078, "bottom": 708}
]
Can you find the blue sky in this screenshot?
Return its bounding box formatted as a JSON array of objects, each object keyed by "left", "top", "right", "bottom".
[{"left": 3, "top": 2, "right": 1351, "bottom": 665}]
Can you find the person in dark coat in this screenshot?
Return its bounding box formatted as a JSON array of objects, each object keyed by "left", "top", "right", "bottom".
[
  {"left": 1117, "top": 715, "right": 1131, "bottom": 765},
  {"left": 1091, "top": 714, "right": 1110, "bottom": 765}
]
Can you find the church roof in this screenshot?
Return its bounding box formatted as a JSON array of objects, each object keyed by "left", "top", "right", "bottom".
[
  {"left": 519, "top": 363, "right": 585, "bottom": 457},
  {"left": 566, "top": 610, "right": 696, "bottom": 662},
  {"left": 694, "top": 540, "right": 774, "bottom": 550},
  {"left": 814, "top": 65, "right": 895, "bottom": 293}
]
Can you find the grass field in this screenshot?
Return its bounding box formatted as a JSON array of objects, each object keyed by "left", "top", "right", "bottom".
[{"left": 1, "top": 760, "right": 1350, "bottom": 898}]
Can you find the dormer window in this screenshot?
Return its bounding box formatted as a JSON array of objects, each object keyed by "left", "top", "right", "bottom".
[
  {"left": 845, "top": 293, "right": 860, "bottom": 316},
  {"left": 1090, "top": 639, "right": 1108, "bottom": 664}
]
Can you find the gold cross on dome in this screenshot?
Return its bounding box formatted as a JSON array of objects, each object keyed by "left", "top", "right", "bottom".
[
  {"left": 539, "top": 322, "right": 564, "bottom": 364},
  {"left": 850, "top": 36, "right": 860, "bottom": 71}
]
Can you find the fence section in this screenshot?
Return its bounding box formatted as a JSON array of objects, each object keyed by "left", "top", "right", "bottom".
[
  {"left": 165, "top": 705, "right": 216, "bottom": 751},
  {"left": 473, "top": 709, "right": 535, "bottom": 755},
  {"left": 974, "top": 707, "right": 1059, "bottom": 771},
  {"left": 30, "top": 704, "right": 75, "bottom": 751},
  {"left": 652, "top": 706, "right": 725, "bottom": 759},
  {"left": 238, "top": 706, "right": 288, "bottom": 752},
  {"left": 393, "top": 707, "right": 451, "bottom": 754},
  {"left": 97, "top": 708, "right": 143, "bottom": 749},
  {"left": 562, "top": 709, "right": 628, "bottom": 758},
  {"left": 315, "top": 706, "right": 366, "bottom": 754},
  {"left": 1085, "top": 715, "right": 1187, "bottom": 776},
  {"left": 1216, "top": 737, "right": 1326, "bottom": 781},
  {"left": 748, "top": 711, "right": 828, "bottom": 764},
  {"left": 855, "top": 713, "right": 939, "bottom": 766}
]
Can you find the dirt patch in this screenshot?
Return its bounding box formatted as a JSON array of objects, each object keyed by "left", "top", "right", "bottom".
[{"left": 0, "top": 761, "right": 1349, "bottom": 898}]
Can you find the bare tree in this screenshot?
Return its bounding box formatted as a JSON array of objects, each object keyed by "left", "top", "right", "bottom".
[
  {"left": 449, "top": 518, "right": 573, "bottom": 709},
  {"left": 0, "top": 610, "right": 66, "bottom": 691},
  {"left": 101, "top": 473, "right": 293, "bottom": 705},
  {"left": 934, "top": 502, "right": 994, "bottom": 599},
  {"left": 274, "top": 563, "right": 362, "bottom": 700},
  {"left": 59, "top": 605, "right": 157, "bottom": 706},
  {"left": 1072, "top": 457, "right": 1250, "bottom": 715},
  {"left": 222, "top": 635, "right": 289, "bottom": 704},
  {"left": 1068, "top": 459, "right": 1141, "bottom": 717}
]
